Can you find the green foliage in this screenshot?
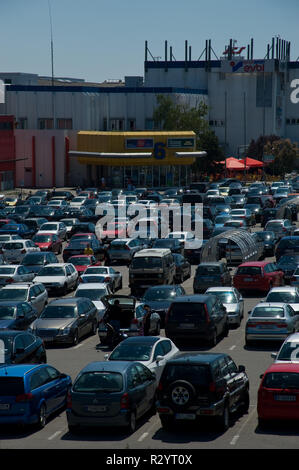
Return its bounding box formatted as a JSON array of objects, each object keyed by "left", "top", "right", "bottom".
[
  {"left": 246, "top": 135, "right": 280, "bottom": 160},
  {"left": 264, "top": 138, "right": 299, "bottom": 175}
]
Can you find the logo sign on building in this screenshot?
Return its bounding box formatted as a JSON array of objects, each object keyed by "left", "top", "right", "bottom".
[
  {"left": 126, "top": 138, "right": 154, "bottom": 149},
  {"left": 221, "top": 60, "right": 269, "bottom": 74},
  {"left": 167, "top": 138, "right": 195, "bottom": 148},
  {"left": 223, "top": 46, "right": 246, "bottom": 56}
]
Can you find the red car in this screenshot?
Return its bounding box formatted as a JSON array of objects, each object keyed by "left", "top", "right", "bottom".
[
  {"left": 68, "top": 255, "right": 101, "bottom": 275},
  {"left": 258, "top": 363, "right": 299, "bottom": 426},
  {"left": 32, "top": 232, "right": 62, "bottom": 254},
  {"left": 233, "top": 261, "right": 284, "bottom": 294}
]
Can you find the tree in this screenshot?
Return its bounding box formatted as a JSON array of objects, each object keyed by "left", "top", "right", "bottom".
[
  {"left": 196, "top": 130, "right": 225, "bottom": 172},
  {"left": 264, "top": 138, "right": 299, "bottom": 175},
  {"left": 246, "top": 134, "right": 280, "bottom": 160}
]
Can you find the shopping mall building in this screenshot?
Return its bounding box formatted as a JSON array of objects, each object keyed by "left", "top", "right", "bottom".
[{"left": 0, "top": 37, "right": 298, "bottom": 188}]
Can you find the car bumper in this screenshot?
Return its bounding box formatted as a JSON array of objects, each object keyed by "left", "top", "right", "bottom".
[
  {"left": 246, "top": 331, "right": 289, "bottom": 341},
  {"left": 0, "top": 412, "right": 37, "bottom": 425},
  {"left": 66, "top": 409, "right": 130, "bottom": 428},
  {"left": 156, "top": 398, "right": 226, "bottom": 419}
]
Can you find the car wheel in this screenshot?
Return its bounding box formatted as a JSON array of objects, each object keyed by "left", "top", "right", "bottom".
[
  {"left": 127, "top": 411, "right": 136, "bottom": 434},
  {"left": 37, "top": 403, "right": 47, "bottom": 429},
  {"left": 240, "top": 389, "right": 250, "bottom": 414},
  {"left": 209, "top": 329, "right": 217, "bottom": 347},
  {"left": 169, "top": 380, "right": 195, "bottom": 408},
  {"left": 217, "top": 403, "right": 230, "bottom": 432},
  {"left": 72, "top": 329, "right": 79, "bottom": 346}
]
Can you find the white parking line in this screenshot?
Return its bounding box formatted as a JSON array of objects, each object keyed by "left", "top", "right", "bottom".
[
  {"left": 230, "top": 435, "right": 239, "bottom": 445},
  {"left": 138, "top": 432, "right": 149, "bottom": 442},
  {"left": 72, "top": 343, "right": 83, "bottom": 350},
  {"left": 229, "top": 345, "right": 236, "bottom": 350},
  {"left": 48, "top": 430, "right": 63, "bottom": 440}
]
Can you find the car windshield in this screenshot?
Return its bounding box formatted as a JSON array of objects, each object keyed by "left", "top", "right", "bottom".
[
  {"left": 237, "top": 266, "right": 262, "bottom": 275},
  {"left": 23, "top": 255, "right": 45, "bottom": 265},
  {"left": 76, "top": 289, "right": 106, "bottom": 300},
  {"left": 277, "top": 342, "right": 299, "bottom": 361},
  {"left": 196, "top": 266, "right": 220, "bottom": 275},
  {"left": 0, "top": 306, "right": 16, "bottom": 319},
  {"left": 41, "top": 224, "right": 57, "bottom": 230},
  {"left": 84, "top": 267, "right": 108, "bottom": 275},
  {"left": 73, "top": 371, "right": 123, "bottom": 393},
  {"left": 40, "top": 305, "right": 76, "bottom": 318},
  {"left": 266, "top": 292, "right": 299, "bottom": 303},
  {"left": 0, "top": 267, "right": 15, "bottom": 274},
  {"left": 163, "top": 365, "right": 211, "bottom": 385},
  {"left": 69, "top": 257, "right": 92, "bottom": 266},
  {"left": 109, "top": 343, "right": 153, "bottom": 361},
  {"left": 251, "top": 307, "right": 285, "bottom": 318},
  {"left": 131, "top": 257, "right": 162, "bottom": 269},
  {"left": 81, "top": 275, "right": 106, "bottom": 283},
  {"left": 32, "top": 235, "right": 52, "bottom": 243},
  {"left": 0, "top": 289, "right": 27, "bottom": 301},
  {"left": 144, "top": 288, "right": 177, "bottom": 301},
  {"left": 263, "top": 372, "right": 299, "bottom": 389},
  {"left": 209, "top": 291, "right": 237, "bottom": 304},
  {"left": 38, "top": 267, "right": 65, "bottom": 276}
]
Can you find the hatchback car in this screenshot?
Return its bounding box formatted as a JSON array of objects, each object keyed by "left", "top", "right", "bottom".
[
  {"left": 0, "top": 283, "right": 48, "bottom": 316},
  {"left": 0, "top": 330, "right": 46, "bottom": 365},
  {"left": 30, "top": 297, "right": 98, "bottom": 346},
  {"left": 265, "top": 219, "right": 295, "bottom": 240},
  {"left": 31, "top": 232, "right": 63, "bottom": 254},
  {"left": 83, "top": 266, "right": 122, "bottom": 292},
  {"left": 21, "top": 251, "right": 59, "bottom": 274},
  {"left": 205, "top": 286, "right": 244, "bottom": 327},
  {"left": 193, "top": 262, "right": 232, "bottom": 293},
  {"left": 265, "top": 287, "right": 299, "bottom": 313},
  {"left": 33, "top": 263, "right": 78, "bottom": 295},
  {"left": 0, "top": 265, "right": 35, "bottom": 286},
  {"left": 257, "top": 363, "right": 299, "bottom": 427},
  {"left": 156, "top": 352, "right": 249, "bottom": 431},
  {"left": 245, "top": 302, "right": 299, "bottom": 346},
  {"left": 106, "top": 336, "right": 179, "bottom": 382},
  {"left": 0, "top": 301, "right": 38, "bottom": 330},
  {"left": 233, "top": 261, "right": 284, "bottom": 295},
  {"left": 165, "top": 295, "right": 229, "bottom": 346},
  {"left": 2, "top": 239, "right": 40, "bottom": 264},
  {"left": 0, "top": 364, "right": 71, "bottom": 428},
  {"left": 142, "top": 285, "right": 186, "bottom": 328},
  {"left": 66, "top": 360, "right": 156, "bottom": 434}
]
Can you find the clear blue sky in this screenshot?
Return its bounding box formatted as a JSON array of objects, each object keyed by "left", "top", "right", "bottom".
[{"left": 1, "top": 0, "right": 298, "bottom": 82}]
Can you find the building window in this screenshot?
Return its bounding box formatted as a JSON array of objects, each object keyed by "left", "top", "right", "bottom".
[
  {"left": 110, "top": 119, "right": 124, "bottom": 131},
  {"left": 17, "top": 118, "right": 28, "bottom": 129},
  {"left": 56, "top": 118, "right": 72, "bottom": 129},
  {"left": 38, "top": 118, "right": 53, "bottom": 130}
]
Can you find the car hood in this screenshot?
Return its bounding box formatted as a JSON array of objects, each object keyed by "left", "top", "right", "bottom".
[
  {"left": 32, "top": 318, "right": 75, "bottom": 329},
  {"left": 223, "top": 303, "right": 239, "bottom": 313},
  {"left": 34, "top": 275, "right": 65, "bottom": 283},
  {"left": 289, "top": 303, "right": 299, "bottom": 313}
]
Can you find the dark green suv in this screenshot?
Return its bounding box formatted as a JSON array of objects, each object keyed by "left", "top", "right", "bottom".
[{"left": 156, "top": 352, "right": 249, "bottom": 431}]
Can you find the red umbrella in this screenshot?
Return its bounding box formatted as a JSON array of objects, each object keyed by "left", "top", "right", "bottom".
[
  {"left": 239, "top": 157, "right": 264, "bottom": 168},
  {"left": 218, "top": 157, "right": 248, "bottom": 170}
]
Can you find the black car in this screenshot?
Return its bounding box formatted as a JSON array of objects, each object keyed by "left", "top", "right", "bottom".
[
  {"left": 244, "top": 204, "right": 262, "bottom": 223},
  {"left": 255, "top": 231, "right": 277, "bottom": 256},
  {"left": 173, "top": 254, "right": 191, "bottom": 283},
  {"left": 0, "top": 329, "right": 47, "bottom": 364},
  {"left": 261, "top": 207, "right": 291, "bottom": 227},
  {"left": 277, "top": 255, "right": 299, "bottom": 283},
  {"left": 152, "top": 238, "right": 184, "bottom": 255},
  {"left": 23, "top": 218, "right": 49, "bottom": 233},
  {"left": 0, "top": 301, "right": 38, "bottom": 330},
  {"left": 142, "top": 285, "right": 186, "bottom": 328},
  {"left": 275, "top": 236, "right": 299, "bottom": 261},
  {"left": 68, "top": 222, "right": 96, "bottom": 238},
  {"left": 29, "top": 206, "right": 64, "bottom": 221},
  {"left": 21, "top": 251, "right": 59, "bottom": 274},
  {"left": 156, "top": 352, "right": 249, "bottom": 431},
  {"left": 202, "top": 205, "right": 217, "bottom": 221},
  {"left": 165, "top": 294, "right": 229, "bottom": 346},
  {"left": 30, "top": 298, "right": 98, "bottom": 346},
  {"left": 63, "top": 239, "right": 105, "bottom": 262}
]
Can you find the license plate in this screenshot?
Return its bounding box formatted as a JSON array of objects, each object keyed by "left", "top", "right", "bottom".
[
  {"left": 180, "top": 323, "right": 195, "bottom": 328},
  {"left": 274, "top": 395, "right": 296, "bottom": 402},
  {"left": 175, "top": 413, "right": 196, "bottom": 420},
  {"left": 0, "top": 404, "right": 10, "bottom": 410},
  {"left": 244, "top": 278, "right": 253, "bottom": 282},
  {"left": 87, "top": 405, "right": 107, "bottom": 412}
]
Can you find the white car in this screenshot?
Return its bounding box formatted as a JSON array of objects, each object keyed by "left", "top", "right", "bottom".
[
  {"left": 83, "top": 266, "right": 122, "bottom": 291},
  {"left": 60, "top": 218, "right": 80, "bottom": 238},
  {"left": 205, "top": 286, "right": 244, "bottom": 327},
  {"left": 70, "top": 196, "right": 87, "bottom": 207},
  {"left": 0, "top": 264, "right": 35, "bottom": 286},
  {"left": 265, "top": 286, "right": 299, "bottom": 314},
  {"left": 74, "top": 282, "right": 112, "bottom": 320},
  {"left": 37, "top": 222, "right": 67, "bottom": 240},
  {"left": 106, "top": 336, "right": 180, "bottom": 382},
  {"left": 166, "top": 231, "right": 195, "bottom": 246},
  {"left": 0, "top": 282, "right": 48, "bottom": 315},
  {"left": 47, "top": 199, "right": 69, "bottom": 208},
  {"left": 2, "top": 239, "right": 40, "bottom": 264},
  {"left": 271, "top": 333, "right": 299, "bottom": 363},
  {"left": 34, "top": 263, "right": 78, "bottom": 294}
]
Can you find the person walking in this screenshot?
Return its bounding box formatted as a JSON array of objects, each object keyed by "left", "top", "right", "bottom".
[
  {"left": 140, "top": 304, "right": 152, "bottom": 336},
  {"left": 84, "top": 243, "right": 94, "bottom": 256}
]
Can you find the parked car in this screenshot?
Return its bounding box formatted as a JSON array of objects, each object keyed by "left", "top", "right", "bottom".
[
  {"left": 156, "top": 352, "right": 249, "bottom": 431},
  {"left": 33, "top": 263, "right": 78, "bottom": 295},
  {"left": 63, "top": 239, "right": 105, "bottom": 262},
  {"left": 229, "top": 208, "right": 255, "bottom": 226},
  {"left": 98, "top": 295, "right": 161, "bottom": 344},
  {"left": 152, "top": 238, "right": 184, "bottom": 255},
  {"left": 265, "top": 286, "right": 299, "bottom": 313},
  {"left": 37, "top": 222, "right": 67, "bottom": 240},
  {"left": 271, "top": 332, "right": 299, "bottom": 362},
  {"left": 31, "top": 232, "right": 63, "bottom": 254},
  {"left": 255, "top": 231, "right": 277, "bottom": 257},
  {"left": 276, "top": 255, "right": 299, "bottom": 283},
  {"left": 142, "top": 285, "right": 186, "bottom": 328},
  {"left": 265, "top": 219, "right": 296, "bottom": 240},
  {"left": 0, "top": 265, "right": 35, "bottom": 286},
  {"left": 0, "top": 234, "right": 22, "bottom": 248},
  {"left": 60, "top": 218, "right": 80, "bottom": 238},
  {"left": 257, "top": 363, "right": 299, "bottom": 427},
  {"left": 106, "top": 336, "right": 180, "bottom": 382},
  {"left": 107, "top": 238, "right": 147, "bottom": 264},
  {"left": 67, "top": 255, "right": 101, "bottom": 276},
  {"left": 0, "top": 330, "right": 47, "bottom": 365},
  {"left": 193, "top": 261, "right": 232, "bottom": 293},
  {"left": 23, "top": 218, "right": 49, "bottom": 234},
  {"left": 245, "top": 302, "right": 299, "bottom": 346},
  {"left": 275, "top": 237, "right": 299, "bottom": 261},
  {"left": 2, "top": 239, "right": 40, "bottom": 264},
  {"left": 173, "top": 253, "right": 191, "bottom": 283},
  {"left": 21, "top": 251, "right": 59, "bottom": 274},
  {"left": 0, "top": 301, "right": 38, "bottom": 330},
  {"left": 66, "top": 360, "right": 156, "bottom": 434},
  {"left": 164, "top": 294, "right": 229, "bottom": 346},
  {"left": 0, "top": 283, "right": 48, "bottom": 316},
  {"left": 0, "top": 364, "right": 71, "bottom": 428},
  {"left": 244, "top": 203, "right": 262, "bottom": 223},
  {"left": 205, "top": 286, "right": 244, "bottom": 327},
  {"left": 83, "top": 266, "right": 122, "bottom": 292},
  {"left": 233, "top": 261, "right": 284, "bottom": 295},
  {"left": 30, "top": 297, "right": 98, "bottom": 345},
  {"left": 0, "top": 223, "right": 35, "bottom": 238},
  {"left": 74, "top": 282, "right": 112, "bottom": 321}
]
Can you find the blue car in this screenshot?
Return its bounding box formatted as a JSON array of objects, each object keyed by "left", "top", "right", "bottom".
[
  {"left": 0, "top": 364, "right": 72, "bottom": 428},
  {"left": 0, "top": 224, "right": 34, "bottom": 238}
]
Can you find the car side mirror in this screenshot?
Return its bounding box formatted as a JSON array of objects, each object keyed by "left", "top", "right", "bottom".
[
  {"left": 248, "top": 310, "right": 251, "bottom": 315},
  {"left": 104, "top": 353, "right": 109, "bottom": 360},
  {"left": 155, "top": 355, "right": 164, "bottom": 363},
  {"left": 271, "top": 352, "right": 277, "bottom": 359}
]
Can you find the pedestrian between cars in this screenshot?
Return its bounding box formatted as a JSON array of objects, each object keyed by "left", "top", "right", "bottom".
[
  {"left": 84, "top": 243, "right": 94, "bottom": 256},
  {"left": 141, "top": 305, "right": 152, "bottom": 336},
  {"left": 105, "top": 299, "right": 122, "bottom": 333}
]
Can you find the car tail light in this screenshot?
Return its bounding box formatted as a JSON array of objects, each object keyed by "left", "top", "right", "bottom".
[
  {"left": 276, "top": 322, "right": 287, "bottom": 328},
  {"left": 120, "top": 392, "right": 130, "bottom": 409},
  {"left": 104, "top": 277, "right": 111, "bottom": 282},
  {"left": 247, "top": 322, "right": 257, "bottom": 328},
  {"left": 5, "top": 278, "right": 13, "bottom": 283},
  {"left": 209, "top": 382, "right": 216, "bottom": 392},
  {"left": 16, "top": 393, "right": 33, "bottom": 402},
  {"left": 66, "top": 391, "right": 72, "bottom": 409},
  {"left": 21, "top": 249, "right": 26, "bottom": 254}
]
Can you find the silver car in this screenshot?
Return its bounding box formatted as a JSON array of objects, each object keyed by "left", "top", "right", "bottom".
[
  {"left": 83, "top": 266, "right": 122, "bottom": 292},
  {"left": 0, "top": 282, "right": 48, "bottom": 316},
  {"left": 205, "top": 286, "right": 244, "bottom": 327},
  {"left": 107, "top": 238, "right": 146, "bottom": 264},
  {"left": 245, "top": 302, "right": 299, "bottom": 346},
  {"left": 0, "top": 265, "right": 35, "bottom": 286},
  {"left": 265, "top": 287, "right": 299, "bottom": 314}
]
